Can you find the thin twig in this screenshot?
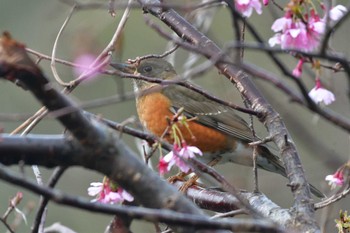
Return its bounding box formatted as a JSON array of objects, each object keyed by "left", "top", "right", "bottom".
[
  {"left": 72, "top": 0, "right": 133, "bottom": 86},
  {"left": 31, "top": 167, "right": 67, "bottom": 233},
  {"left": 0, "top": 218, "right": 14, "bottom": 233},
  {"left": 211, "top": 209, "right": 247, "bottom": 219},
  {"left": 315, "top": 187, "right": 350, "bottom": 209},
  {"left": 51, "top": 4, "right": 77, "bottom": 87},
  {"left": 128, "top": 45, "right": 179, "bottom": 63}
]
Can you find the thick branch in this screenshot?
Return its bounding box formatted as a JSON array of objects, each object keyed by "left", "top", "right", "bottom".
[{"left": 173, "top": 181, "right": 291, "bottom": 226}]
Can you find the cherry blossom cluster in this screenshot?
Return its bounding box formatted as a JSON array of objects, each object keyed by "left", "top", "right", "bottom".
[
  {"left": 158, "top": 115, "right": 203, "bottom": 175},
  {"left": 325, "top": 162, "right": 349, "bottom": 190},
  {"left": 87, "top": 177, "right": 134, "bottom": 204},
  {"left": 268, "top": 2, "right": 346, "bottom": 106},
  {"left": 268, "top": 5, "right": 347, "bottom": 52},
  {"left": 235, "top": 1, "right": 347, "bottom": 106},
  {"left": 159, "top": 141, "right": 203, "bottom": 175}
]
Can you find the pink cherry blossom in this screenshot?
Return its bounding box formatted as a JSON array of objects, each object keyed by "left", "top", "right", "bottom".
[
  {"left": 308, "top": 79, "right": 335, "bottom": 105},
  {"left": 87, "top": 179, "right": 134, "bottom": 204},
  {"left": 158, "top": 142, "right": 203, "bottom": 174},
  {"left": 158, "top": 156, "right": 171, "bottom": 175},
  {"left": 180, "top": 142, "right": 203, "bottom": 159},
  {"left": 269, "top": 12, "right": 325, "bottom": 52},
  {"left": 162, "top": 143, "right": 192, "bottom": 173},
  {"left": 270, "top": 14, "right": 293, "bottom": 32},
  {"left": 172, "top": 155, "right": 192, "bottom": 173},
  {"left": 262, "top": 0, "right": 268, "bottom": 6},
  {"left": 73, "top": 54, "right": 99, "bottom": 79},
  {"left": 325, "top": 170, "right": 344, "bottom": 189},
  {"left": 235, "top": 0, "right": 262, "bottom": 17},
  {"left": 269, "top": 4, "right": 347, "bottom": 52},
  {"left": 88, "top": 182, "right": 104, "bottom": 196},
  {"left": 269, "top": 15, "right": 305, "bottom": 49},
  {"left": 269, "top": 10, "right": 326, "bottom": 52},
  {"left": 162, "top": 143, "right": 181, "bottom": 171},
  {"left": 116, "top": 188, "right": 134, "bottom": 202},
  {"left": 305, "top": 13, "right": 326, "bottom": 49},
  {"left": 88, "top": 181, "right": 119, "bottom": 203}
]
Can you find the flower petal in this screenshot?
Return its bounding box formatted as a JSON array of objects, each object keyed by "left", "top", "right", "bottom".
[
  {"left": 120, "top": 189, "right": 134, "bottom": 202},
  {"left": 87, "top": 182, "right": 103, "bottom": 196},
  {"left": 188, "top": 146, "right": 203, "bottom": 156},
  {"left": 309, "top": 87, "right": 335, "bottom": 105},
  {"left": 329, "top": 5, "right": 348, "bottom": 21}
]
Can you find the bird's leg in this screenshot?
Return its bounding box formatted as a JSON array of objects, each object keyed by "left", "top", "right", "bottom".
[
  {"left": 249, "top": 137, "right": 275, "bottom": 193},
  {"left": 178, "top": 173, "right": 199, "bottom": 193},
  {"left": 178, "top": 157, "right": 222, "bottom": 193},
  {"left": 252, "top": 146, "right": 259, "bottom": 193},
  {"left": 167, "top": 172, "right": 188, "bottom": 183}
]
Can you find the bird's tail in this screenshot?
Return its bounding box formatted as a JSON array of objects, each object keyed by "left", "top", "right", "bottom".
[
  {"left": 257, "top": 145, "right": 325, "bottom": 198},
  {"left": 309, "top": 183, "right": 325, "bottom": 198}
]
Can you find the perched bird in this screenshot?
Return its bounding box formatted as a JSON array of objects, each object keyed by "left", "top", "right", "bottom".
[{"left": 111, "top": 57, "right": 324, "bottom": 198}]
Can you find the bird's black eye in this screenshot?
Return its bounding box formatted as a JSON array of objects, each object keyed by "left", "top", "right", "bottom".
[{"left": 143, "top": 65, "right": 152, "bottom": 73}]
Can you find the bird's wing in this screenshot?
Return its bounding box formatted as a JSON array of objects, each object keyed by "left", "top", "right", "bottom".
[
  {"left": 162, "top": 85, "right": 254, "bottom": 142},
  {"left": 161, "top": 85, "right": 325, "bottom": 198}
]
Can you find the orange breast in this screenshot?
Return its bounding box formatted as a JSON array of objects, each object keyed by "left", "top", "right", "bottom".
[{"left": 136, "top": 92, "right": 235, "bottom": 153}]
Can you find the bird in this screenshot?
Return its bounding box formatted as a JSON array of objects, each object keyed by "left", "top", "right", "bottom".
[{"left": 111, "top": 57, "right": 324, "bottom": 198}]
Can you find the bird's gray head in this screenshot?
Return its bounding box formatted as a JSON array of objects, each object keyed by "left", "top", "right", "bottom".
[
  {"left": 136, "top": 58, "right": 176, "bottom": 78},
  {"left": 111, "top": 57, "right": 177, "bottom": 90}
]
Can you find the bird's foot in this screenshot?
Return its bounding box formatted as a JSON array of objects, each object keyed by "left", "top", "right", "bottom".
[
  {"left": 178, "top": 174, "right": 199, "bottom": 193},
  {"left": 167, "top": 172, "right": 187, "bottom": 184},
  {"left": 167, "top": 172, "right": 200, "bottom": 193}
]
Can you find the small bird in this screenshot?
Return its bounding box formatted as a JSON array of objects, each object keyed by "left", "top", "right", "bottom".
[{"left": 111, "top": 57, "right": 324, "bottom": 198}]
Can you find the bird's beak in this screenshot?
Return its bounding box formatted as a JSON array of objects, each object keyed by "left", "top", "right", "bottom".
[{"left": 110, "top": 62, "right": 136, "bottom": 74}]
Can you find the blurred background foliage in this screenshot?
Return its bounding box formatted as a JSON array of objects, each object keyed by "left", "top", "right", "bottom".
[{"left": 0, "top": 0, "right": 349, "bottom": 232}]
